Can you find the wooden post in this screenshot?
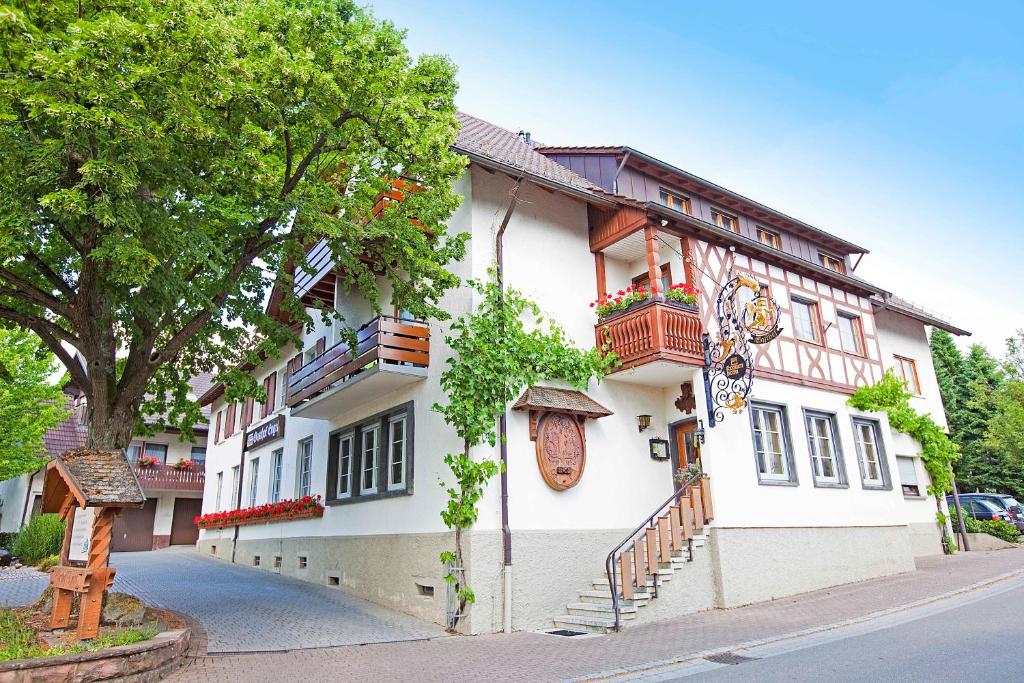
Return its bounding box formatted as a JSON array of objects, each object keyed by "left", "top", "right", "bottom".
[
  {"left": 701, "top": 476, "right": 714, "bottom": 521},
  {"left": 620, "top": 552, "right": 634, "bottom": 601},
  {"left": 669, "top": 505, "right": 683, "bottom": 552},
  {"left": 680, "top": 496, "right": 694, "bottom": 540},
  {"left": 657, "top": 516, "right": 671, "bottom": 563},
  {"left": 50, "top": 503, "right": 77, "bottom": 630},
  {"left": 595, "top": 252, "right": 607, "bottom": 299},
  {"left": 691, "top": 488, "right": 705, "bottom": 532},
  {"left": 77, "top": 508, "right": 114, "bottom": 639},
  {"left": 644, "top": 225, "right": 661, "bottom": 297},
  {"left": 645, "top": 528, "right": 658, "bottom": 576}
]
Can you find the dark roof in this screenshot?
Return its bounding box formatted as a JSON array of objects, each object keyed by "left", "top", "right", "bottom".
[
  {"left": 512, "top": 386, "right": 612, "bottom": 418},
  {"left": 872, "top": 295, "right": 971, "bottom": 336},
  {"left": 43, "top": 449, "right": 145, "bottom": 511},
  {"left": 188, "top": 373, "right": 215, "bottom": 411},
  {"left": 43, "top": 399, "right": 87, "bottom": 459}
]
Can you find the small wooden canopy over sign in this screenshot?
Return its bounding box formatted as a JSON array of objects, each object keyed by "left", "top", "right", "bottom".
[
  {"left": 41, "top": 449, "right": 145, "bottom": 640},
  {"left": 513, "top": 386, "right": 612, "bottom": 491}
]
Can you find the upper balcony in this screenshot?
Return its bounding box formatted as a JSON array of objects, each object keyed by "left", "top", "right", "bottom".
[
  {"left": 287, "top": 316, "right": 430, "bottom": 420},
  {"left": 597, "top": 299, "right": 703, "bottom": 375},
  {"left": 133, "top": 464, "right": 205, "bottom": 492}
]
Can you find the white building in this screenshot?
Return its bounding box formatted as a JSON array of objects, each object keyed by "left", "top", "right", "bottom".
[{"left": 196, "top": 113, "right": 969, "bottom": 634}]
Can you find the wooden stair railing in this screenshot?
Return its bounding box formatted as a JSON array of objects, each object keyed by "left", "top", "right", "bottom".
[{"left": 604, "top": 473, "right": 714, "bottom": 631}]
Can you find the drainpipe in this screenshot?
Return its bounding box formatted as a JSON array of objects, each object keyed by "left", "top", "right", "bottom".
[
  {"left": 950, "top": 474, "right": 970, "bottom": 552},
  {"left": 612, "top": 151, "right": 632, "bottom": 195},
  {"left": 495, "top": 173, "right": 526, "bottom": 634},
  {"left": 230, "top": 436, "right": 246, "bottom": 564}
]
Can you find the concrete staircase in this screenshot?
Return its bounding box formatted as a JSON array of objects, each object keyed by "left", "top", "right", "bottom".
[{"left": 551, "top": 474, "right": 713, "bottom": 635}]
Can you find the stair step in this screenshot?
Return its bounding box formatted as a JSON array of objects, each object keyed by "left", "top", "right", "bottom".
[
  {"left": 578, "top": 590, "right": 650, "bottom": 606},
  {"left": 553, "top": 614, "right": 617, "bottom": 634},
  {"left": 566, "top": 602, "right": 638, "bottom": 618},
  {"left": 593, "top": 577, "right": 657, "bottom": 590}
]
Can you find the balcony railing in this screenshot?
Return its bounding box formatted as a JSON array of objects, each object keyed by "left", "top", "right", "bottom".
[
  {"left": 133, "top": 464, "right": 205, "bottom": 491},
  {"left": 287, "top": 316, "right": 430, "bottom": 407},
  {"left": 597, "top": 299, "right": 703, "bottom": 371}
]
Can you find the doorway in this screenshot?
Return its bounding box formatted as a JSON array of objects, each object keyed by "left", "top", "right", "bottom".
[
  {"left": 670, "top": 419, "right": 702, "bottom": 488},
  {"left": 170, "top": 498, "right": 202, "bottom": 546},
  {"left": 112, "top": 498, "right": 157, "bottom": 552}
]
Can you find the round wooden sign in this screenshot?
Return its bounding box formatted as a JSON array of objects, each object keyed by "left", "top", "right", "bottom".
[{"left": 536, "top": 412, "right": 586, "bottom": 491}]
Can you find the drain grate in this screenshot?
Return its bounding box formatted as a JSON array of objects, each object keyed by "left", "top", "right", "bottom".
[
  {"left": 705, "top": 651, "right": 758, "bottom": 665},
  {"left": 546, "top": 629, "right": 589, "bottom": 637}
]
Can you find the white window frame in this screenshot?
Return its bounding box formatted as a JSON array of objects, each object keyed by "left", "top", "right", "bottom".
[
  {"left": 248, "top": 457, "right": 260, "bottom": 506},
  {"left": 837, "top": 311, "right": 862, "bottom": 354},
  {"left": 229, "top": 466, "right": 240, "bottom": 510},
  {"left": 276, "top": 366, "right": 288, "bottom": 410},
  {"left": 897, "top": 455, "right": 921, "bottom": 497},
  {"left": 215, "top": 472, "right": 224, "bottom": 511},
  {"left": 361, "top": 424, "right": 379, "bottom": 493},
  {"left": 791, "top": 297, "right": 820, "bottom": 343},
  {"left": 804, "top": 411, "right": 844, "bottom": 486},
  {"left": 387, "top": 414, "right": 408, "bottom": 492},
  {"left": 852, "top": 418, "right": 886, "bottom": 488},
  {"left": 750, "top": 403, "right": 795, "bottom": 484},
  {"left": 337, "top": 431, "right": 355, "bottom": 499},
  {"left": 296, "top": 438, "right": 313, "bottom": 498},
  {"left": 270, "top": 448, "right": 283, "bottom": 502}
]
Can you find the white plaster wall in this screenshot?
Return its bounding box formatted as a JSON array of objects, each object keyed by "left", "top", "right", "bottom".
[
  {"left": 874, "top": 309, "right": 948, "bottom": 429},
  {"left": 0, "top": 472, "right": 37, "bottom": 533}
]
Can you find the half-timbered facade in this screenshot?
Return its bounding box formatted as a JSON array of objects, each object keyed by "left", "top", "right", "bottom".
[{"left": 196, "top": 113, "right": 969, "bottom": 634}]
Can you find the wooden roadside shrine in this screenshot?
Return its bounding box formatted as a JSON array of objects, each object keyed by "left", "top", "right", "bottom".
[{"left": 40, "top": 449, "right": 146, "bottom": 639}]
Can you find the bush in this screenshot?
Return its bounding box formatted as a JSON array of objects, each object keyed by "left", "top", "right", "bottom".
[
  {"left": 35, "top": 555, "right": 59, "bottom": 571},
  {"left": 0, "top": 532, "right": 17, "bottom": 553},
  {"left": 950, "top": 510, "right": 1021, "bottom": 544},
  {"left": 12, "top": 515, "right": 64, "bottom": 565}
]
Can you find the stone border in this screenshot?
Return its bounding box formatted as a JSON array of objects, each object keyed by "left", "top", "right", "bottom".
[{"left": 0, "top": 625, "right": 191, "bottom": 682}]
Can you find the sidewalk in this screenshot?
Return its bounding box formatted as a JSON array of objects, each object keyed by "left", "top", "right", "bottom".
[{"left": 171, "top": 548, "right": 1024, "bottom": 683}]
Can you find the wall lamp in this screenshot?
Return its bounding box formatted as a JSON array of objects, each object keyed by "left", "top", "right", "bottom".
[
  {"left": 689, "top": 420, "right": 706, "bottom": 450},
  {"left": 637, "top": 414, "right": 653, "bottom": 432}
]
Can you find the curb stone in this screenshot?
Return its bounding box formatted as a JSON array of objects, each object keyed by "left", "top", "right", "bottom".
[{"left": 569, "top": 566, "right": 1024, "bottom": 682}]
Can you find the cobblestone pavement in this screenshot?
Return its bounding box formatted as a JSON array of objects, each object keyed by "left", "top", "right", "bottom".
[
  {"left": 170, "top": 548, "right": 1024, "bottom": 683},
  {"left": 0, "top": 546, "right": 445, "bottom": 652},
  {"left": 0, "top": 566, "right": 49, "bottom": 607}
]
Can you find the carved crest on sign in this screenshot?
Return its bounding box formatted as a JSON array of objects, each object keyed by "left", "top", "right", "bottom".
[{"left": 535, "top": 412, "right": 586, "bottom": 491}]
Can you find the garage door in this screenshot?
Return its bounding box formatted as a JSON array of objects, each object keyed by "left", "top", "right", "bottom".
[
  {"left": 170, "top": 498, "right": 202, "bottom": 546},
  {"left": 112, "top": 498, "right": 157, "bottom": 552}
]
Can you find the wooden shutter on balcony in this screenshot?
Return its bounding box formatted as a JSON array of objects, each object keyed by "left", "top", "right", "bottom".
[{"left": 242, "top": 397, "right": 254, "bottom": 429}]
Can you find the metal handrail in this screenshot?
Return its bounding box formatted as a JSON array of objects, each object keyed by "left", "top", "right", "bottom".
[{"left": 604, "top": 471, "right": 704, "bottom": 632}]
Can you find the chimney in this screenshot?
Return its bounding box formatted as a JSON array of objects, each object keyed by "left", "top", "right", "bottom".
[{"left": 517, "top": 130, "right": 532, "bottom": 146}]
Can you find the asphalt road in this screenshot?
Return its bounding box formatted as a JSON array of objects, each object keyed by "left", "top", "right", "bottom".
[{"left": 663, "top": 576, "right": 1024, "bottom": 682}]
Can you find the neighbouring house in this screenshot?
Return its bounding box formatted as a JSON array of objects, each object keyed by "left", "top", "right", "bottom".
[
  {"left": 196, "top": 112, "right": 969, "bottom": 634},
  {"left": 0, "top": 375, "right": 212, "bottom": 553}
]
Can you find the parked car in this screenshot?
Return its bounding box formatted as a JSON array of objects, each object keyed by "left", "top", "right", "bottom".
[{"left": 948, "top": 494, "right": 1022, "bottom": 531}]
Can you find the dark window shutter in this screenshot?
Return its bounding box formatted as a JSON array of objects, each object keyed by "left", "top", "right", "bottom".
[
  {"left": 242, "top": 397, "right": 254, "bottom": 428},
  {"left": 315, "top": 336, "right": 326, "bottom": 356},
  {"left": 326, "top": 433, "right": 339, "bottom": 501},
  {"left": 262, "top": 375, "right": 274, "bottom": 419},
  {"left": 215, "top": 410, "right": 222, "bottom": 443},
  {"left": 225, "top": 402, "right": 236, "bottom": 435}
]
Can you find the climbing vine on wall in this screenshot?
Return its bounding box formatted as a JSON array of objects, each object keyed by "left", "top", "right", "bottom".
[
  {"left": 848, "top": 369, "right": 961, "bottom": 552},
  {"left": 434, "top": 274, "right": 617, "bottom": 627}
]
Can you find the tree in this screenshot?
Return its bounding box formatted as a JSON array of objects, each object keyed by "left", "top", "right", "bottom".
[
  {"left": 0, "top": 0, "right": 466, "bottom": 449},
  {"left": 434, "top": 276, "right": 615, "bottom": 626},
  {"left": 0, "top": 327, "right": 69, "bottom": 480}
]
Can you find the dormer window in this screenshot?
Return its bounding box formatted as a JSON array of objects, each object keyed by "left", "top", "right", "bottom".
[
  {"left": 819, "top": 252, "right": 846, "bottom": 274},
  {"left": 756, "top": 227, "right": 781, "bottom": 249},
  {"left": 710, "top": 209, "right": 738, "bottom": 233},
  {"left": 659, "top": 189, "right": 691, "bottom": 214}
]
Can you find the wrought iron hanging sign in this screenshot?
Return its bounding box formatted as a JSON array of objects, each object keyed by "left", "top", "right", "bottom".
[{"left": 702, "top": 273, "right": 782, "bottom": 427}]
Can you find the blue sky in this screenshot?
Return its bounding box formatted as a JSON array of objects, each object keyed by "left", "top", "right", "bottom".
[{"left": 372, "top": 1, "right": 1023, "bottom": 354}]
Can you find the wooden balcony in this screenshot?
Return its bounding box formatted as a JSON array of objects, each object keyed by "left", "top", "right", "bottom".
[
  {"left": 133, "top": 464, "right": 205, "bottom": 492},
  {"left": 597, "top": 299, "right": 704, "bottom": 372},
  {"left": 287, "top": 316, "right": 430, "bottom": 419}
]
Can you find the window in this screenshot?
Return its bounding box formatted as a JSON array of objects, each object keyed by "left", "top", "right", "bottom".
[
  {"left": 214, "top": 410, "right": 222, "bottom": 443},
  {"left": 248, "top": 457, "right": 259, "bottom": 506},
  {"left": 736, "top": 277, "right": 770, "bottom": 315},
  {"left": 297, "top": 438, "right": 313, "bottom": 498},
  {"left": 897, "top": 456, "right": 921, "bottom": 496},
  {"left": 632, "top": 264, "right": 671, "bottom": 295},
  {"left": 230, "top": 466, "right": 240, "bottom": 509},
  {"left": 895, "top": 356, "right": 921, "bottom": 395},
  {"left": 328, "top": 403, "right": 413, "bottom": 503},
  {"left": 215, "top": 472, "right": 224, "bottom": 511},
  {"left": 143, "top": 443, "right": 168, "bottom": 464},
  {"left": 388, "top": 415, "right": 408, "bottom": 491},
  {"left": 126, "top": 444, "right": 142, "bottom": 462},
  {"left": 270, "top": 448, "right": 283, "bottom": 503},
  {"left": 750, "top": 403, "right": 796, "bottom": 484},
  {"left": 276, "top": 367, "right": 288, "bottom": 410},
  {"left": 190, "top": 447, "right": 206, "bottom": 465},
  {"left": 804, "top": 411, "right": 846, "bottom": 487},
  {"left": 361, "top": 425, "right": 379, "bottom": 493},
  {"left": 756, "top": 227, "right": 781, "bottom": 249},
  {"left": 337, "top": 432, "right": 355, "bottom": 499},
  {"left": 710, "top": 208, "right": 738, "bottom": 233},
  {"left": 303, "top": 346, "right": 318, "bottom": 366},
  {"left": 791, "top": 297, "right": 822, "bottom": 343},
  {"left": 659, "top": 189, "right": 691, "bottom": 214},
  {"left": 837, "top": 312, "right": 864, "bottom": 354},
  {"left": 852, "top": 418, "right": 889, "bottom": 489},
  {"left": 819, "top": 252, "right": 846, "bottom": 274}
]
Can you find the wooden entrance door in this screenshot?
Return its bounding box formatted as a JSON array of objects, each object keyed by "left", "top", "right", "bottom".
[
  {"left": 170, "top": 498, "right": 202, "bottom": 546},
  {"left": 111, "top": 498, "right": 157, "bottom": 552},
  {"left": 671, "top": 421, "right": 702, "bottom": 485}
]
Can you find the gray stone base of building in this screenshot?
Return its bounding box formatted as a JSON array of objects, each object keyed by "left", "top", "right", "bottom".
[
  {"left": 906, "top": 521, "right": 947, "bottom": 556},
  {"left": 708, "top": 525, "right": 917, "bottom": 608}
]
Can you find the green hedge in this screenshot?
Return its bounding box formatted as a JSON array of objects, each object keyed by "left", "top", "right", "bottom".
[
  {"left": 0, "top": 532, "right": 17, "bottom": 553},
  {"left": 12, "top": 514, "right": 65, "bottom": 564},
  {"left": 950, "top": 510, "right": 1021, "bottom": 544}
]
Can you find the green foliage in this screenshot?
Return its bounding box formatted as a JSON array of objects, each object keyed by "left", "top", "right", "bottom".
[
  {"left": 0, "top": 328, "right": 68, "bottom": 480},
  {"left": 34, "top": 555, "right": 59, "bottom": 572},
  {"left": 0, "top": 0, "right": 466, "bottom": 447},
  {"left": 0, "top": 608, "right": 155, "bottom": 660},
  {"left": 950, "top": 509, "right": 1021, "bottom": 544},
  {"left": 848, "top": 369, "right": 959, "bottom": 496},
  {"left": 12, "top": 515, "right": 64, "bottom": 565},
  {"left": 433, "top": 276, "right": 616, "bottom": 615},
  {"left": 0, "top": 533, "right": 17, "bottom": 553}
]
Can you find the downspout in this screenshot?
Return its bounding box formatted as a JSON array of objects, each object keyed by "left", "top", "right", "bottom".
[
  {"left": 495, "top": 174, "right": 527, "bottom": 634},
  {"left": 612, "top": 151, "right": 631, "bottom": 195},
  {"left": 230, "top": 437, "right": 246, "bottom": 564}
]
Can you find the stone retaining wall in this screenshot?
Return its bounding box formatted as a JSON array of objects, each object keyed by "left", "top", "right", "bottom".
[{"left": 0, "top": 627, "right": 190, "bottom": 682}]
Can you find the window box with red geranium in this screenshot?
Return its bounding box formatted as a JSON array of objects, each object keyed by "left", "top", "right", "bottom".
[
  {"left": 590, "top": 285, "right": 652, "bottom": 321},
  {"left": 137, "top": 455, "right": 160, "bottom": 468},
  {"left": 664, "top": 282, "right": 699, "bottom": 308},
  {"left": 173, "top": 459, "right": 194, "bottom": 471},
  {"left": 194, "top": 495, "right": 325, "bottom": 529}
]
